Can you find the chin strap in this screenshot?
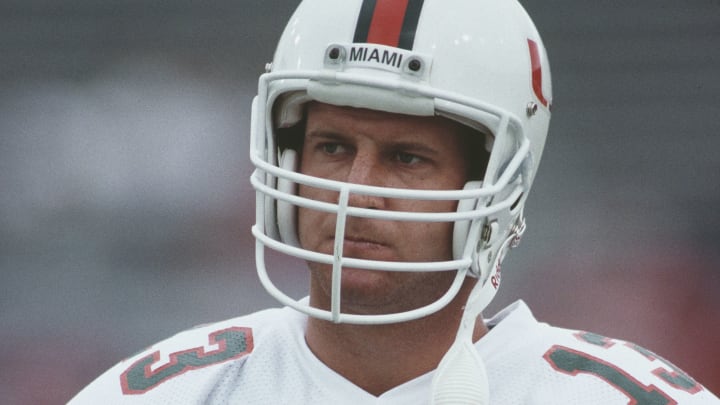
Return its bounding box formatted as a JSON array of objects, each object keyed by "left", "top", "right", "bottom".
[{"left": 430, "top": 217, "right": 526, "bottom": 404}]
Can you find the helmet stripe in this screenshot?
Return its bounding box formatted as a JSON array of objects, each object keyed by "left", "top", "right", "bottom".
[{"left": 354, "top": 0, "right": 425, "bottom": 50}]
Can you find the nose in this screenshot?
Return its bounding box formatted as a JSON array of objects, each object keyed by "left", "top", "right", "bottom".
[{"left": 344, "top": 152, "right": 386, "bottom": 209}]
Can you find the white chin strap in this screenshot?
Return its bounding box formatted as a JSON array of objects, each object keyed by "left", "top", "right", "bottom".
[{"left": 431, "top": 218, "right": 525, "bottom": 404}]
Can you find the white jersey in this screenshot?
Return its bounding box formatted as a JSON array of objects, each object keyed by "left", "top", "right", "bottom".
[{"left": 70, "top": 300, "right": 718, "bottom": 404}]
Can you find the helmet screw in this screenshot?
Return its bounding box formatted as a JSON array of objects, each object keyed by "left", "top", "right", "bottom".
[
  {"left": 328, "top": 47, "right": 341, "bottom": 60},
  {"left": 526, "top": 102, "right": 538, "bottom": 117},
  {"left": 408, "top": 58, "right": 422, "bottom": 72}
]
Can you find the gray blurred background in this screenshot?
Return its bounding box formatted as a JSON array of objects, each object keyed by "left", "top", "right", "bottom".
[{"left": 1, "top": 0, "right": 719, "bottom": 403}]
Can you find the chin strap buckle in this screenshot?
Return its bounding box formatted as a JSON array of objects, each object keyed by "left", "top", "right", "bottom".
[{"left": 509, "top": 217, "right": 527, "bottom": 249}]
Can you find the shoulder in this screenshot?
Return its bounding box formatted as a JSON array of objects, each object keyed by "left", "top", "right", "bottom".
[
  {"left": 484, "top": 301, "right": 719, "bottom": 404},
  {"left": 68, "top": 305, "right": 304, "bottom": 404},
  {"left": 537, "top": 329, "right": 717, "bottom": 403}
]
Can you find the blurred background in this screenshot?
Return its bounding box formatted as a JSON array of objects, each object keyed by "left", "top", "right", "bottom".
[{"left": 1, "top": 0, "right": 718, "bottom": 403}]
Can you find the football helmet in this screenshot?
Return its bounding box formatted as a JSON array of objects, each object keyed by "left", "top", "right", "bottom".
[{"left": 250, "top": 0, "right": 551, "bottom": 325}]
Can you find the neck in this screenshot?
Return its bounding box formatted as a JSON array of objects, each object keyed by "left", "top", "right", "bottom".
[{"left": 304, "top": 280, "right": 488, "bottom": 397}]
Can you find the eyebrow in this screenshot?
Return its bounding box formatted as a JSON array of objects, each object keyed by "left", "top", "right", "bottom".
[
  {"left": 385, "top": 141, "right": 440, "bottom": 157},
  {"left": 306, "top": 130, "right": 441, "bottom": 157},
  {"left": 304, "top": 130, "right": 345, "bottom": 141}
]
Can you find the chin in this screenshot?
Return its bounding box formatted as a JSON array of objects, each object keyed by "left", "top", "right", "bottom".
[
  {"left": 309, "top": 264, "right": 399, "bottom": 310},
  {"left": 340, "top": 266, "right": 395, "bottom": 290},
  {"left": 306, "top": 252, "right": 457, "bottom": 315}
]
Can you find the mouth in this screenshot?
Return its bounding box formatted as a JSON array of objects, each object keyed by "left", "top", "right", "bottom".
[
  {"left": 344, "top": 234, "right": 384, "bottom": 245},
  {"left": 307, "top": 218, "right": 396, "bottom": 261},
  {"left": 338, "top": 234, "right": 394, "bottom": 260}
]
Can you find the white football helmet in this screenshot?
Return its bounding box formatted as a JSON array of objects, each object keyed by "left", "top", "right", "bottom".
[{"left": 250, "top": 0, "right": 551, "bottom": 326}]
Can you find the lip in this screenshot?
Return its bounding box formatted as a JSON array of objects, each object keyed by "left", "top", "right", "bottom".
[
  {"left": 344, "top": 238, "right": 384, "bottom": 249},
  {"left": 342, "top": 231, "right": 389, "bottom": 246},
  {"left": 339, "top": 234, "right": 395, "bottom": 260}
]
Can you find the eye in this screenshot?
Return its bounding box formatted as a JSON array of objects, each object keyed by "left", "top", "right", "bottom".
[
  {"left": 395, "top": 151, "right": 422, "bottom": 165},
  {"left": 320, "top": 142, "right": 345, "bottom": 155}
]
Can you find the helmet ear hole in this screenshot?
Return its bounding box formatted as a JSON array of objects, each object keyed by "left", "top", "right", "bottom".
[
  {"left": 510, "top": 192, "right": 523, "bottom": 212},
  {"left": 277, "top": 149, "right": 301, "bottom": 247},
  {"left": 453, "top": 181, "right": 484, "bottom": 260}
]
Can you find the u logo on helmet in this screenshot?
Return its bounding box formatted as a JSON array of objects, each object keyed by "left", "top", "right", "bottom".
[{"left": 528, "top": 38, "right": 550, "bottom": 109}]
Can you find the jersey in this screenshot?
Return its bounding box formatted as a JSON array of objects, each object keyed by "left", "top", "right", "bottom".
[{"left": 69, "top": 300, "right": 718, "bottom": 404}]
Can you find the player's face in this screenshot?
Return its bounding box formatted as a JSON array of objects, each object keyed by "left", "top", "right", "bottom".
[{"left": 297, "top": 102, "right": 471, "bottom": 315}]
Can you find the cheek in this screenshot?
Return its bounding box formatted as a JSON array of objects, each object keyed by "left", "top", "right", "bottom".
[
  {"left": 296, "top": 185, "right": 336, "bottom": 250},
  {"left": 403, "top": 221, "right": 456, "bottom": 261},
  {"left": 392, "top": 199, "right": 458, "bottom": 261},
  {"left": 394, "top": 196, "right": 459, "bottom": 215},
  {"left": 403, "top": 197, "right": 457, "bottom": 254},
  {"left": 296, "top": 207, "right": 315, "bottom": 249}
]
